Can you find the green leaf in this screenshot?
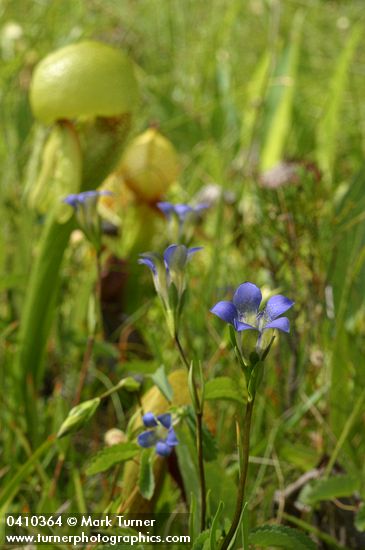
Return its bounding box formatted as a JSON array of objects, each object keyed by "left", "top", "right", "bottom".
[
  {"left": 85, "top": 443, "right": 140, "bottom": 476},
  {"left": 204, "top": 376, "right": 246, "bottom": 404},
  {"left": 57, "top": 398, "right": 100, "bottom": 439},
  {"left": 241, "top": 501, "right": 250, "bottom": 550},
  {"left": 249, "top": 525, "right": 316, "bottom": 550},
  {"left": 150, "top": 365, "right": 173, "bottom": 402},
  {"left": 355, "top": 504, "right": 365, "bottom": 532},
  {"left": 240, "top": 51, "right": 270, "bottom": 151},
  {"left": 205, "top": 462, "right": 237, "bottom": 520},
  {"left": 260, "top": 11, "right": 304, "bottom": 171},
  {"left": 0, "top": 437, "right": 54, "bottom": 510},
  {"left": 185, "top": 407, "right": 217, "bottom": 461},
  {"left": 229, "top": 325, "right": 238, "bottom": 351},
  {"left": 210, "top": 501, "right": 224, "bottom": 550},
  {"left": 138, "top": 449, "right": 155, "bottom": 500},
  {"left": 175, "top": 424, "right": 200, "bottom": 505},
  {"left": 188, "top": 361, "right": 200, "bottom": 412},
  {"left": 316, "top": 25, "right": 361, "bottom": 182},
  {"left": 189, "top": 492, "right": 198, "bottom": 542},
  {"left": 279, "top": 442, "right": 318, "bottom": 471},
  {"left": 0, "top": 273, "right": 27, "bottom": 292},
  {"left": 191, "top": 530, "right": 210, "bottom": 550},
  {"left": 329, "top": 167, "right": 365, "bottom": 435},
  {"left": 299, "top": 474, "right": 360, "bottom": 506}
]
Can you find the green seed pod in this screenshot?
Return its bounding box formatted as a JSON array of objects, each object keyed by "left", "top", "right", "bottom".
[
  {"left": 57, "top": 397, "right": 101, "bottom": 439},
  {"left": 30, "top": 40, "right": 138, "bottom": 124}
]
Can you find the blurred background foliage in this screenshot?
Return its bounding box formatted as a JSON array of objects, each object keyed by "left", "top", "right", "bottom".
[{"left": 1, "top": 0, "right": 365, "bottom": 548}]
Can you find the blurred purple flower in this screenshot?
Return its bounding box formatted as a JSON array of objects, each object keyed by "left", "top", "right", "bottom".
[
  {"left": 157, "top": 201, "right": 209, "bottom": 223},
  {"left": 137, "top": 412, "right": 179, "bottom": 457},
  {"left": 63, "top": 190, "right": 113, "bottom": 250},
  {"left": 157, "top": 201, "right": 209, "bottom": 243},
  {"left": 63, "top": 190, "right": 112, "bottom": 209}
]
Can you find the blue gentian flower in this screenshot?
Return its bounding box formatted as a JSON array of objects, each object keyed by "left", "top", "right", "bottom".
[
  {"left": 139, "top": 243, "right": 202, "bottom": 300},
  {"left": 211, "top": 282, "right": 294, "bottom": 358},
  {"left": 157, "top": 201, "right": 209, "bottom": 243},
  {"left": 139, "top": 244, "right": 202, "bottom": 335},
  {"left": 157, "top": 201, "right": 209, "bottom": 223},
  {"left": 137, "top": 412, "right": 179, "bottom": 457},
  {"left": 63, "top": 190, "right": 112, "bottom": 250},
  {"left": 63, "top": 190, "right": 112, "bottom": 209}
]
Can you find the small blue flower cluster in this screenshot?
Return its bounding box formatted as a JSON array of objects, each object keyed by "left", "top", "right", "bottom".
[{"left": 138, "top": 412, "right": 178, "bottom": 457}]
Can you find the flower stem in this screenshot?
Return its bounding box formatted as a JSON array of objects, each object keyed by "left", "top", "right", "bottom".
[
  {"left": 195, "top": 409, "right": 206, "bottom": 532},
  {"left": 174, "top": 333, "right": 189, "bottom": 370},
  {"left": 73, "top": 250, "right": 103, "bottom": 406},
  {"left": 220, "top": 398, "right": 255, "bottom": 550},
  {"left": 174, "top": 333, "right": 206, "bottom": 532}
]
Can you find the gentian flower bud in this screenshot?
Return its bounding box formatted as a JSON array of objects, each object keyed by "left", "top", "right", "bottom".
[
  {"left": 157, "top": 201, "right": 209, "bottom": 243},
  {"left": 57, "top": 397, "right": 100, "bottom": 439}
]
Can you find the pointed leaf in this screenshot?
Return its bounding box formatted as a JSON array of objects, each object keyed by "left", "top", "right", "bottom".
[
  {"left": 317, "top": 25, "right": 361, "bottom": 181},
  {"left": 150, "top": 365, "right": 173, "bottom": 403},
  {"left": 299, "top": 474, "right": 360, "bottom": 506},
  {"left": 139, "top": 449, "right": 155, "bottom": 500},
  {"left": 355, "top": 504, "right": 365, "bottom": 532},
  {"left": 260, "top": 12, "right": 304, "bottom": 171},
  {"left": 210, "top": 501, "right": 224, "bottom": 550},
  {"left": 192, "top": 530, "right": 210, "bottom": 550},
  {"left": 249, "top": 525, "right": 316, "bottom": 550},
  {"left": 204, "top": 377, "right": 246, "bottom": 404},
  {"left": 85, "top": 443, "right": 140, "bottom": 476}
]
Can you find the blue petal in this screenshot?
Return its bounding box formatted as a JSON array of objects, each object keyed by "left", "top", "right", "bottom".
[
  {"left": 138, "top": 256, "right": 157, "bottom": 275},
  {"left": 142, "top": 412, "right": 158, "bottom": 427},
  {"left": 264, "top": 317, "right": 290, "bottom": 333},
  {"left": 157, "top": 202, "right": 174, "bottom": 218},
  {"left": 137, "top": 430, "right": 157, "bottom": 448},
  {"left": 264, "top": 295, "right": 294, "bottom": 321},
  {"left": 64, "top": 190, "right": 112, "bottom": 208},
  {"left": 234, "top": 319, "right": 258, "bottom": 332},
  {"left": 232, "top": 282, "right": 262, "bottom": 315},
  {"left": 163, "top": 244, "right": 180, "bottom": 270},
  {"left": 210, "top": 301, "right": 238, "bottom": 325},
  {"left": 157, "top": 413, "right": 171, "bottom": 429},
  {"left": 187, "top": 246, "right": 203, "bottom": 259},
  {"left": 63, "top": 194, "right": 79, "bottom": 208},
  {"left": 156, "top": 441, "right": 172, "bottom": 457},
  {"left": 175, "top": 204, "right": 192, "bottom": 220},
  {"left": 166, "top": 428, "right": 179, "bottom": 446}
]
